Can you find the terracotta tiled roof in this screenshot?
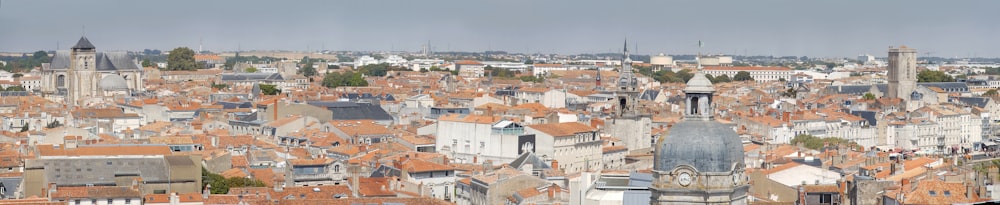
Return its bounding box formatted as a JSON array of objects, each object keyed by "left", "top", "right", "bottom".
[
  {"left": 50, "top": 186, "right": 141, "bottom": 199},
  {"left": 290, "top": 158, "right": 334, "bottom": 166},
  {"left": 803, "top": 184, "right": 840, "bottom": 193},
  {"left": 703, "top": 66, "right": 791, "bottom": 71},
  {"left": 401, "top": 158, "right": 453, "bottom": 173},
  {"left": 143, "top": 193, "right": 204, "bottom": 203},
  {"left": 527, "top": 122, "right": 596, "bottom": 137},
  {"left": 902, "top": 180, "right": 986, "bottom": 204},
  {"left": 36, "top": 144, "right": 172, "bottom": 157}
]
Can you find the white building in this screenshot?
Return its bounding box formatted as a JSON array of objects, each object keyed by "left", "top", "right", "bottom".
[
  {"left": 702, "top": 66, "right": 793, "bottom": 83},
  {"left": 525, "top": 122, "right": 602, "bottom": 174},
  {"left": 435, "top": 115, "right": 525, "bottom": 163},
  {"left": 532, "top": 64, "right": 567, "bottom": 76},
  {"left": 514, "top": 87, "right": 568, "bottom": 109},
  {"left": 354, "top": 55, "right": 379, "bottom": 68}
]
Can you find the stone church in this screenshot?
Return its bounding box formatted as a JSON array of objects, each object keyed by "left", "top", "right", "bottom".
[{"left": 41, "top": 36, "right": 144, "bottom": 105}]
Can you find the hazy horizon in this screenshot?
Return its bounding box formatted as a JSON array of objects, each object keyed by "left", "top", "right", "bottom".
[{"left": 2, "top": 0, "right": 999, "bottom": 58}]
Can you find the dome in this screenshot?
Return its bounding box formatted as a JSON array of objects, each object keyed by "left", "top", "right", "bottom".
[
  {"left": 654, "top": 120, "right": 744, "bottom": 173},
  {"left": 99, "top": 74, "right": 129, "bottom": 91},
  {"left": 684, "top": 72, "right": 715, "bottom": 93}
]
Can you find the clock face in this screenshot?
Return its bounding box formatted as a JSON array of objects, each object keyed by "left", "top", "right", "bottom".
[{"left": 678, "top": 173, "right": 692, "bottom": 186}]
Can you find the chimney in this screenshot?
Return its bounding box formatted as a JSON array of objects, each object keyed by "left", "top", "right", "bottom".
[
  {"left": 203, "top": 184, "right": 211, "bottom": 199},
  {"left": 211, "top": 136, "right": 218, "bottom": 148},
  {"left": 551, "top": 160, "right": 559, "bottom": 170},
  {"left": 782, "top": 111, "right": 791, "bottom": 123},
  {"left": 548, "top": 185, "right": 556, "bottom": 199},
  {"left": 351, "top": 175, "right": 360, "bottom": 198},
  {"left": 170, "top": 192, "right": 180, "bottom": 205},
  {"left": 442, "top": 156, "right": 449, "bottom": 165}
]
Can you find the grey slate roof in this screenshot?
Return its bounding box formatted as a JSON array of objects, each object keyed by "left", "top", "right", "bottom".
[
  {"left": 26, "top": 158, "right": 172, "bottom": 186},
  {"left": 307, "top": 101, "right": 393, "bottom": 121},
  {"left": 72, "top": 36, "right": 95, "bottom": 49},
  {"left": 49, "top": 51, "right": 142, "bottom": 71},
  {"left": 655, "top": 120, "right": 744, "bottom": 173},
  {"left": 0, "top": 177, "right": 21, "bottom": 199},
  {"left": 220, "top": 73, "right": 284, "bottom": 81},
  {"left": 956, "top": 97, "right": 990, "bottom": 108},
  {"left": 850, "top": 110, "right": 878, "bottom": 126},
  {"left": 639, "top": 90, "right": 660, "bottom": 101},
  {"left": 627, "top": 172, "right": 653, "bottom": 187},
  {"left": 826, "top": 83, "right": 969, "bottom": 95},
  {"left": 509, "top": 151, "right": 551, "bottom": 170},
  {"left": 369, "top": 165, "right": 402, "bottom": 178},
  {"left": 622, "top": 190, "right": 651, "bottom": 205}
]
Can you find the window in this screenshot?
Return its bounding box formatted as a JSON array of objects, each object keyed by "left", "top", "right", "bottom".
[
  {"left": 108, "top": 199, "right": 113, "bottom": 204},
  {"left": 74, "top": 199, "right": 80, "bottom": 205},
  {"left": 929, "top": 191, "right": 937, "bottom": 196},
  {"left": 819, "top": 194, "right": 832, "bottom": 203},
  {"left": 944, "top": 191, "right": 951, "bottom": 196},
  {"left": 125, "top": 199, "right": 131, "bottom": 204}
]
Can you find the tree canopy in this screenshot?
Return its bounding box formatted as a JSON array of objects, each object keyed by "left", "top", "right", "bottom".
[
  {"left": 259, "top": 84, "right": 280, "bottom": 95},
  {"left": 300, "top": 63, "right": 318, "bottom": 77},
  {"left": 202, "top": 168, "right": 266, "bottom": 194},
  {"left": 863, "top": 93, "right": 876, "bottom": 100},
  {"left": 166, "top": 47, "right": 198, "bottom": 71},
  {"left": 4, "top": 86, "right": 26, "bottom": 91},
  {"left": 322, "top": 71, "right": 368, "bottom": 88},
  {"left": 917, "top": 70, "right": 955, "bottom": 82},
  {"left": 733, "top": 71, "right": 754, "bottom": 81},
  {"left": 244, "top": 67, "right": 258, "bottom": 73},
  {"left": 985, "top": 89, "right": 999, "bottom": 97},
  {"left": 790, "top": 134, "right": 857, "bottom": 150}
]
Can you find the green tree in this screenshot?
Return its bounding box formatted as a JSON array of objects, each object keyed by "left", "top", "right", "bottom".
[
  {"left": 20, "top": 123, "right": 29, "bottom": 132},
  {"left": 211, "top": 82, "right": 228, "bottom": 90},
  {"left": 917, "top": 70, "right": 955, "bottom": 82},
  {"left": 429, "top": 66, "right": 443, "bottom": 72},
  {"left": 676, "top": 69, "right": 694, "bottom": 82},
  {"left": 166, "top": 47, "right": 198, "bottom": 71},
  {"left": 419, "top": 67, "right": 429, "bottom": 73},
  {"left": 985, "top": 89, "right": 999, "bottom": 97},
  {"left": 863, "top": 93, "right": 876, "bottom": 100},
  {"left": 713, "top": 74, "right": 732, "bottom": 83},
  {"left": 790, "top": 134, "right": 855, "bottom": 150},
  {"left": 300, "top": 63, "right": 318, "bottom": 77},
  {"left": 201, "top": 168, "right": 265, "bottom": 194},
  {"left": 46, "top": 120, "right": 62, "bottom": 129},
  {"left": 733, "top": 71, "right": 754, "bottom": 81},
  {"left": 244, "top": 67, "right": 258, "bottom": 73},
  {"left": 782, "top": 88, "right": 797, "bottom": 98},
  {"left": 12, "top": 73, "right": 23, "bottom": 78},
  {"left": 705, "top": 74, "right": 715, "bottom": 83},
  {"left": 32, "top": 51, "right": 50, "bottom": 64},
  {"left": 778, "top": 78, "right": 786, "bottom": 82},
  {"left": 259, "top": 84, "right": 280, "bottom": 95},
  {"left": 4, "top": 86, "right": 25, "bottom": 91},
  {"left": 321, "top": 71, "right": 368, "bottom": 88}
]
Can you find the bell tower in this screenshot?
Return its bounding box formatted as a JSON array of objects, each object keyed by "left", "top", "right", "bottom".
[
  {"left": 68, "top": 36, "right": 97, "bottom": 106},
  {"left": 615, "top": 39, "right": 640, "bottom": 117}
]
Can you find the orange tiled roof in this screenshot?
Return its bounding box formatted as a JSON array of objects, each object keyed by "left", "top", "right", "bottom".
[
  {"left": 704, "top": 66, "right": 791, "bottom": 71},
  {"left": 527, "top": 122, "right": 596, "bottom": 137},
  {"left": 36, "top": 144, "right": 172, "bottom": 157}
]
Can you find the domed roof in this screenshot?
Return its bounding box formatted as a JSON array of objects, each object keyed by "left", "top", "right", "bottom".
[
  {"left": 684, "top": 72, "right": 715, "bottom": 93},
  {"left": 99, "top": 74, "right": 129, "bottom": 91},
  {"left": 654, "top": 120, "right": 744, "bottom": 173}
]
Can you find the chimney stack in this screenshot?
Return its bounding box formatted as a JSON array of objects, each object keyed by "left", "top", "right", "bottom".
[{"left": 551, "top": 160, "right": 559, "bottom": 170}]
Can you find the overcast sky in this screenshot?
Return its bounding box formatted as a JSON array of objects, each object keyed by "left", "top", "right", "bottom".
[{"left": 1, "top": 0, "right": 998, "bottom": 57}]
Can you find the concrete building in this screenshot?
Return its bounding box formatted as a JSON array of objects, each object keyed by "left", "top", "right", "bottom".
[
  {"left": 435, "top": 115, "right": 524, "bottom": 164},
  {"left": 650, "top": 53, "right": 673, "bottom": 72}
]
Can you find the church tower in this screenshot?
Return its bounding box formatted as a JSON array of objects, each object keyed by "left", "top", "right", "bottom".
[
  {"left": 615, "top": 39, "right": 640, "bottom": 117},
  {"left": 68, "top": 36, "right": 98, "bottom": 106},
  {"left": 605, "top": 39, "right": 653, "bottom": 153},
  {"left": 886, "top": 46, "right": 917, "bottom": 100},
  {"left": 650, "top": 67, "right": 748, "bottom": 205}
]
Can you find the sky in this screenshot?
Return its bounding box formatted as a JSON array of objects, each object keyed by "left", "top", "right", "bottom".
[{"left": 1, "top": 0, "right": 999, "bottom": 58}]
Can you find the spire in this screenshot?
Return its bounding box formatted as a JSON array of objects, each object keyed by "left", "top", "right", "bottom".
[{"left": 72, "top": 36, "right": 95, "bottom": 50}]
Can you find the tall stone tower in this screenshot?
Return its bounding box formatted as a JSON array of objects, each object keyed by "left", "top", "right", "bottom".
[
  {"left": 68, "top": 36, "right": 99, "bottom": 106},
  {"left": 605, "top": 39, "right": 653, "bottom": 153},
  {"left": 887, "top": 46, "right": 917, "bottom": 99}
]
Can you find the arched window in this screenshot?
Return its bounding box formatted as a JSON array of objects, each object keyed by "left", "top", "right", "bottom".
[
  {"left": 57, "top": 75, "right": 66, "bottom": 87},
  {"left": 333, "top": 164, "right": 341, "bottom": 173}
]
